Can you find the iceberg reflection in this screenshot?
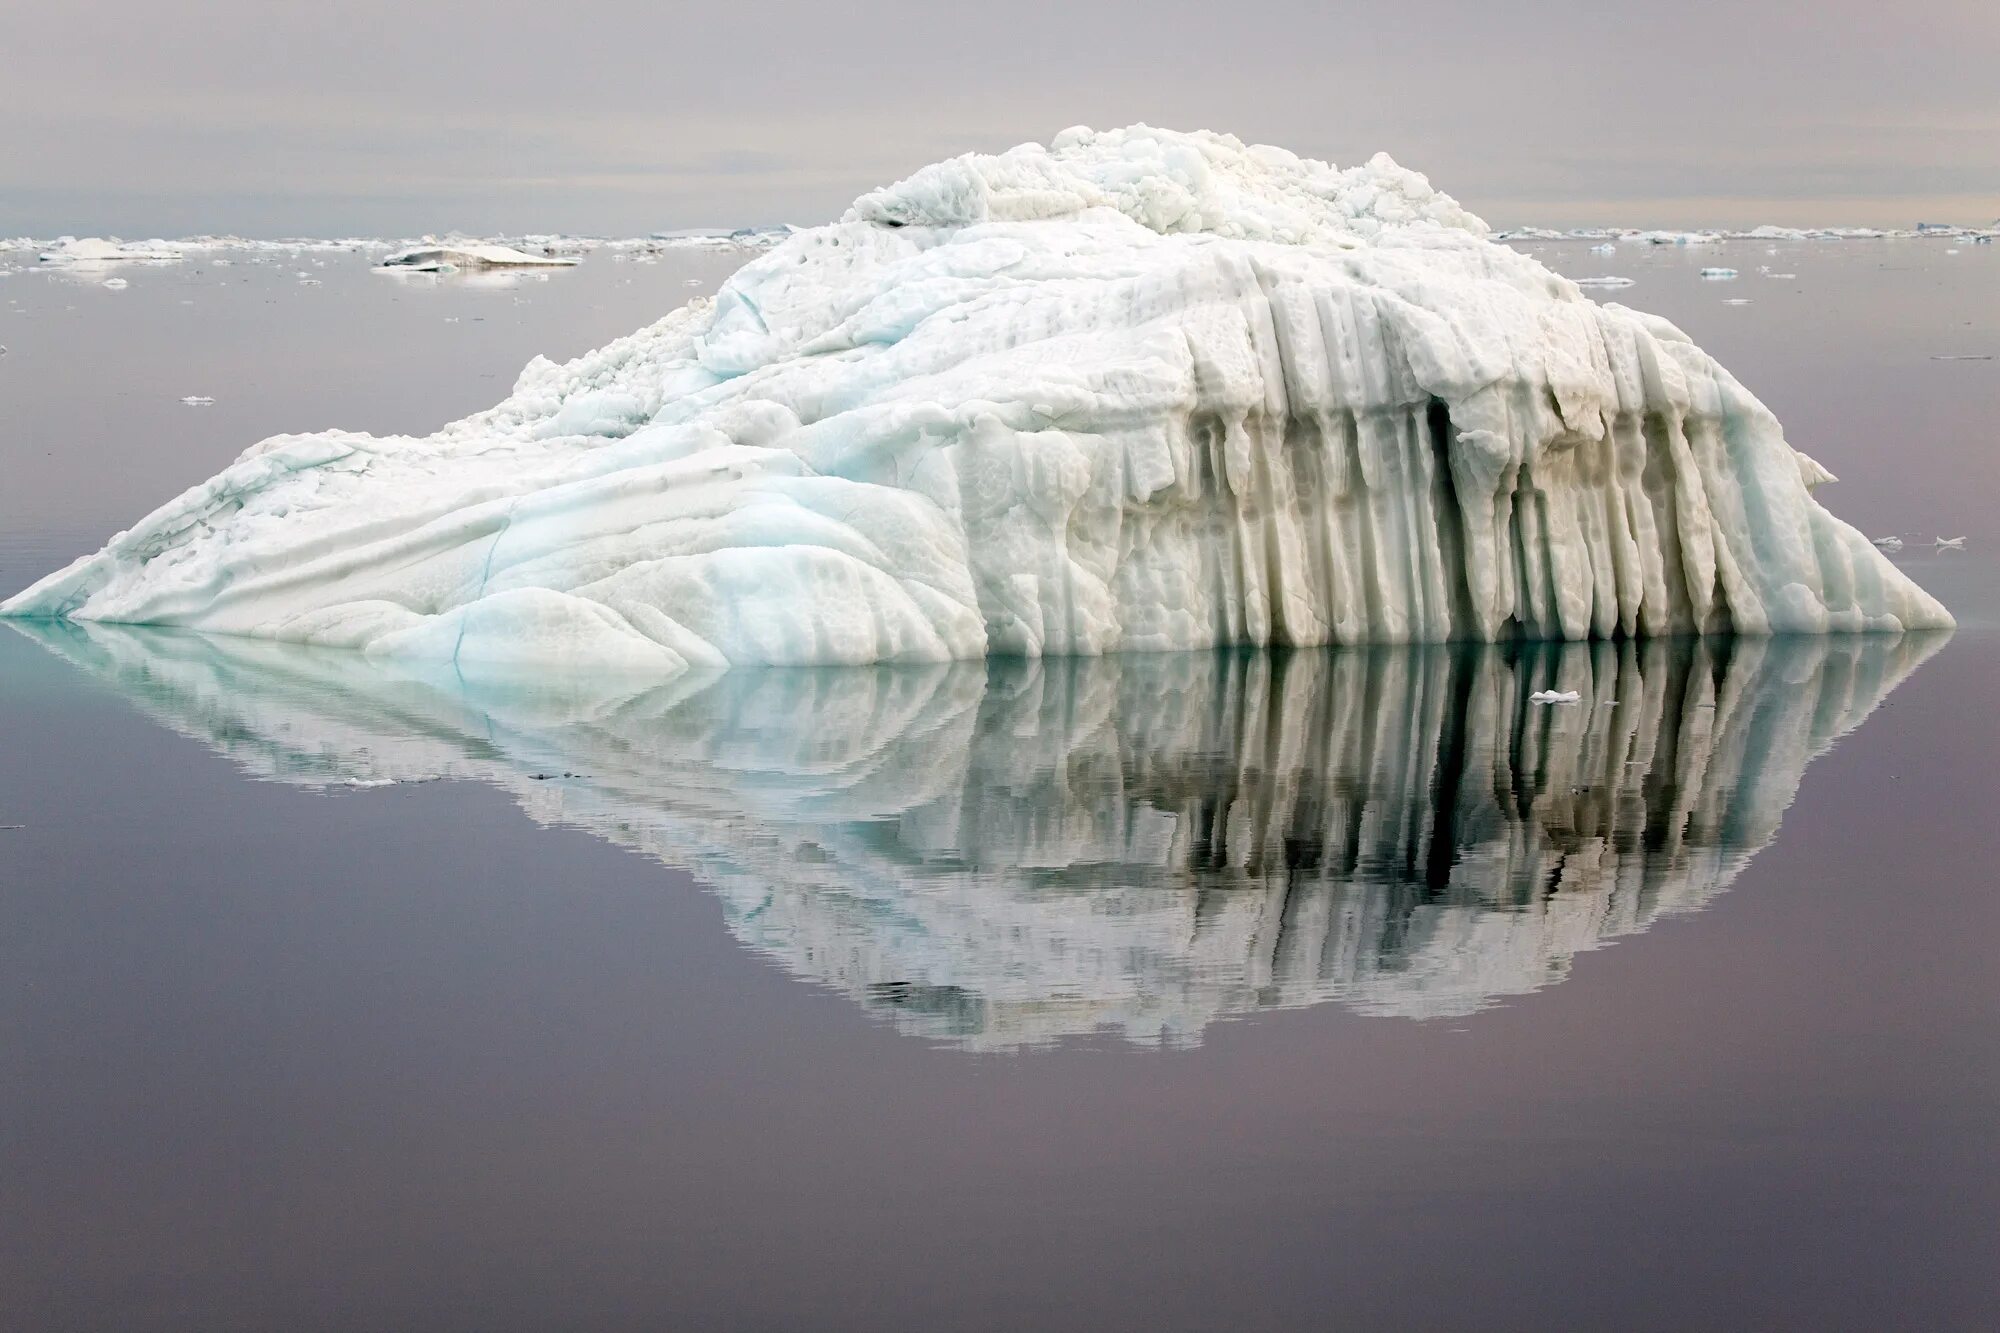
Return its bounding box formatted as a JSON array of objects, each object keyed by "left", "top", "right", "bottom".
[{"left": 17, "top": 624, "right": 1942, "bottom": 1047}]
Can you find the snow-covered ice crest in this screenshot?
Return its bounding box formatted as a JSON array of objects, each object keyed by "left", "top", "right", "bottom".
[{"left": 2, "top": 125, "right": 1952, "bottom": 670}]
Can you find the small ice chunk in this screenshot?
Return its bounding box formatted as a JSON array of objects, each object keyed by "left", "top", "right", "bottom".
[
  {"left": 101, "top": 277, "right": 128, "bottom": 289},
  {"left": 1572, "top": 275, "right": 1635, "bottom": 288},
  {"left": 1529, "top": 689, "right": 1581, "bottom": 705},
  {"left": 180, "top": 395, "right": 215, "bottom": 406},
  {"left": 1871, "top": 535, "right": 1903, "bottom": 551},
  {"left": 1722, "top": 298, "right": 1752, "bottom": 305},
  {"left": 1766, "top": 272, "right": 1797, "bottom": 279},
  {"left": 1930, "top": 354, "right": 1992, "bottom": 361},
  {"left": 1699, "top": 267, "right": 1739, "bottom": 280},
  {"left": 1934, "top": 536, "right": 1965, "bottom": 549}
]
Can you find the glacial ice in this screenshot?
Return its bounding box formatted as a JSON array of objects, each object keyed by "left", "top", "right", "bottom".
[
  {"left": 379, "top": 243, "right": 579, "bottom": 271},
  {"left": 15, "top": 623, "right": 1944, "bottom": 1045},
  {"left": 38, "top": 236, "right": 186, "bottom": 264},
  {"left": 1, "top": 125, "right": 1953, "bottom": 667}
]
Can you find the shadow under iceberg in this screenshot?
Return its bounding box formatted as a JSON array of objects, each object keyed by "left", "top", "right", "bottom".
[{"left": 16, "top": 622, "right": 1945, "bottom": 1048}]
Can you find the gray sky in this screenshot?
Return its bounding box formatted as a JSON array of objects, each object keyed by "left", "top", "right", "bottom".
[{"left": 3, "top": 0, "right": 1995, "bottom": 236}]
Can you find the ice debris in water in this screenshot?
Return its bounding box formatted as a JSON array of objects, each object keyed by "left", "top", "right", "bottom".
[
  {"left": 100, "top": 278, "right": 128, "bottom": 290},
  {"left": 1871, "top": 535, "right": 1903, "bottom": 551},
  {"left": 180, "top": 396, "right": 215, "bottom": 406},
  {"left": 1722, "top": 298, "right": 1752, "bottom": 305},
  {"left": 0, "top": 124, "right": 1953, "bottom": 671},
  {"left": 1934, "top": 536, "right": 1965, "bottom": 549},
  {"left": 1528, "top": 689, "right": 1581, "bottom": 704},
  {"left": 1572, "top": 275, "right": 1635, "bottom": 288},
  {"left": 1699, "top": 267, "right": 1739, "bottom": 280}
]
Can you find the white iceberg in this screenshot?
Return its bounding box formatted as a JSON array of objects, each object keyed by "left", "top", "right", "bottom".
[
  {"left": 378, "top": 242, "right": 579, "bottom": 271},
  {"left": 2, "top": 125, "right": 1952, "bottom": 669},
  {"left": 1571, "top": 275, "right": 1636, "bottom": 288},
  {"left": 38, "top": 236, "right": 186, "bottom": 264}
]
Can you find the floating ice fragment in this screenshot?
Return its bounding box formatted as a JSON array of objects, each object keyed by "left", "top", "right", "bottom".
[
  {"left": 101, "top": 277, "right": 128, "bottom": 289},
  {"left": 1934, "top": 536, "right": 1965, "bottom": 549},
  {"left": 379, "top": 243, "right": 579, "bottom": 272},
  {"left": 1766, "top": 272, "right": 1797, "bottom": 279},
  {"left": 1930, "top": 354, "right": 1992, "bottom": 361},
  {"left": 1572, "top": 275, "right": 1635, "bottom": 288},
  {"left": 39, "top": 237, "right": 184, "bottom": 264},
  {"left": 1871, "top": 535, "right": 1904, "bottom": 551},
  {"left": 1722, "top": 298, "right": 1752, "bottom": 305},
  {"left": 1589, "top": 242, "right": 1616, "bottom": 254},
  {"left": 179, "top": 395, "right": 215, "bottom": 406},
  {"left": 1699, "top": 267, "right": 1739, "bottom": 280},
  {"left": 1529, "top": 690, "right": 1581, "bottom": 705}
]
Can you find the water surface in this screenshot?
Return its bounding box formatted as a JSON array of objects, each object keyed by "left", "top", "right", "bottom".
[{"left": 1, "top": 240, "right": 1996, "bottom": 1330}]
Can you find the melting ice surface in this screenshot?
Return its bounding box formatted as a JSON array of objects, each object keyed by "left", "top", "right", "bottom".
[
  {"left": 1, "top": 126, "right": 1951, "bottom": 668},
  {"left": 17, "top": 622, "right": 1943, "bottom": 1048}
]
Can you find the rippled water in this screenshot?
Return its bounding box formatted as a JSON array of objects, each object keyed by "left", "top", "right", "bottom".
[{"left": 2, "top": 241, "right": 1996, "bottom": 1330}]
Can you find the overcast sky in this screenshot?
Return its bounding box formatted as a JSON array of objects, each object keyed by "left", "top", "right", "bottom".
[{"left": 3, "top": 0, "right": 1995, "bottom": 237}]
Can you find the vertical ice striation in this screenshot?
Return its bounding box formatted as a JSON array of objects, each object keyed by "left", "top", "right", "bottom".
[
  {"left": 2, "top": 127, "right": 1948, "bottom": 663},
  {"left": 17, "top": 624, "right": 1944, "bottom": 1046}
]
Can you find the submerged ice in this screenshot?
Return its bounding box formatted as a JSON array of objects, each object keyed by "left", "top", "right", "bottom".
[{"left": 2, "top": 126, "right": 1951, "bottom": 667}]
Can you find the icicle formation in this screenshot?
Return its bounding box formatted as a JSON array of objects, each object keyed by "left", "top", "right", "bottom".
[
  {"left": 3, "top": 126, "right": 1950, "bottom": 666},
  {"left": 19, "top": 624, "right": 1944, "bottom": 1045}
]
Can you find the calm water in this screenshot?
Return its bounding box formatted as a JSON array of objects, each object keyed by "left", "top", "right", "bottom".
[{"left": 1, "top": 240, "right": 1996, "bottom": 1330}]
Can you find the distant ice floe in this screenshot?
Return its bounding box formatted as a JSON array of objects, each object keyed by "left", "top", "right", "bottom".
[
  {"left": 1699, "top": 267, "right": 1740, "bottom": 280},
  {"left": 39, "top": 236, "right": 187, "bottom": 265},
  {"left": 379, "top": 243, "right": 580, "bottom": 272},
  {"left": 1570, "top": 275, "right": 1635, "bottom": 288},
  {"left": 1497, "top": 223, "right": 2000, "bottom": 245}
]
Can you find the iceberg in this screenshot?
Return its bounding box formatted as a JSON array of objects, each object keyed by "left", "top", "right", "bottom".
[
  {"left": 379, "top": 242, "right": 579, "bottom": 271},
  {"left": 38, "top": 236, "right": 186, "bottom": 264},
  {"left": 13, "top": 624, "right": 1945, "bottom": 1045},
  {"left": 2, "top": 125, "right": 1951, "bottom": 668}
]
